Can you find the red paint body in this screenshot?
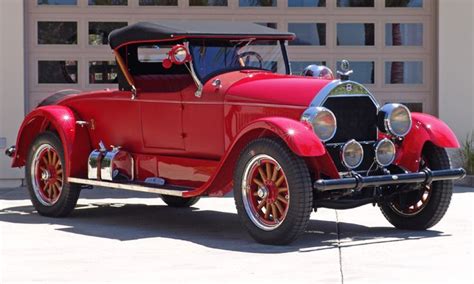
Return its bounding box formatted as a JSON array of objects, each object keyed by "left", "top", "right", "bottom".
[{"left": 11, "top": 46, "right": 460, "bottom": 197}]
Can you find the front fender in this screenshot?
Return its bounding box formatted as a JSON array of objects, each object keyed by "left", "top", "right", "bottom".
[
  {"left": 12, "top": 106, "right": 91, "bottom": 177},
  {"left": 184, "top": 117, "right": 326, "bottom": 197},
  {"left": 236, "top": 117, "right": 326, "bottom": 157},
  {"left": 396, "top": 113, "right": 459, "bottom": 172}
]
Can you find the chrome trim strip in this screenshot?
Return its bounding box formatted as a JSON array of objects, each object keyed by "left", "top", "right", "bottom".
[
  {"left": 310, "top": 80, "right": 380, "bottom": 108},
  {"left": 310, "top": 80, "right": 343, "bottom": 107},
  {"left": 68, "top": 177, "right": 184, "bottom": 197}
]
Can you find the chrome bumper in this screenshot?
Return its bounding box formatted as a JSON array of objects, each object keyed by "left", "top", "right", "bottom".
[{"left": 314, "top": 168, "right": 466, "bottom": 192}]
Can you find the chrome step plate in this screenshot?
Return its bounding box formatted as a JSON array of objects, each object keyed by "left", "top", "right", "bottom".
[{"left": 68, "top": 177, "right": 188, "bottom": 197}]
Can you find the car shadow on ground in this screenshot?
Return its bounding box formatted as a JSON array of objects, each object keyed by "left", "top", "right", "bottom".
[{"left": 0, "top": 200, "right": 449, "bottom": 254}]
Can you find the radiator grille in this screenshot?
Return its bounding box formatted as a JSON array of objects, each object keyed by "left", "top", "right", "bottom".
[
  {"left": 322, "top": 95, "right": 378, "bottom": 171},
  {"left": 323, "top": 96, "right": 378, "bottom": 143}
]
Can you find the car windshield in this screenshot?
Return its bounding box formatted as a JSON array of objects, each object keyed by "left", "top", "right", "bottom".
[{"left": 189, "top": 39, "right": 288, "bottom": 82}]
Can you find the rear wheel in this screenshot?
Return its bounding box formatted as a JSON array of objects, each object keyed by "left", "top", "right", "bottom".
[
  {"left": 161, "top": 195, "right": 200, "bottom": 208},
  {"left": 234, "top": 138, "right": 313, "bottom": 245},
  {"left": 26, "top": 132, "right": 81, "bottom": 217},
  {"left": 380, "top": 143, "right": 453, "bottom": 229}
]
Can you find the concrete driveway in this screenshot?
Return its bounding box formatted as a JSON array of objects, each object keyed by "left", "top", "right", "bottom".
[{"left": 0, "top": 186, "right": 472, "bottom": 284}]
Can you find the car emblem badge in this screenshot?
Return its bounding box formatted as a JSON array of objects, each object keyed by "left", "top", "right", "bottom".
[{"left": 346, "top": 83, "right": 353, "bottom": 92}]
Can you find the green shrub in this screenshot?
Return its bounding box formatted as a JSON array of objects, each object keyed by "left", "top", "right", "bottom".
[{"left": 459, "top": 132, "right": 474, "bottom": 175}]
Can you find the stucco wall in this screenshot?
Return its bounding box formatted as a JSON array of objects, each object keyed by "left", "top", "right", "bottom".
[
  {"left": 0, "top": 0, "right": 25, "bottom": 187},
  {"left": 438, "top": 0, "right": 474, "bottom": 144}
]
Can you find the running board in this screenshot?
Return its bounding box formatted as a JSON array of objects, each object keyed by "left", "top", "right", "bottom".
[{"left": 67, "top": 177, "right": 190, "bottom": 197}]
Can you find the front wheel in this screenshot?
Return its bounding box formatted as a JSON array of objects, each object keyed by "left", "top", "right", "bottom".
[
  {"left": 380, "top": 143, "right": 453, "bottom": 229},
  {"left": 26, "top": 132, "right": 81, "bottom": 217},
  {"left": 233, "top": 138, "right": 313, "bottom": 245}
]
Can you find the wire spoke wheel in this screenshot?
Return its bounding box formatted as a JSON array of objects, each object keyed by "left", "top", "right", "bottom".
[
  {"left": 242, "top": 154, "right": 290, "bottom": 231},
  {"left": 31, "top": 144, "right": 64, "bottom": 206},
  {"left": 390, "top": 157, "right": 432, "bottom": 216}
]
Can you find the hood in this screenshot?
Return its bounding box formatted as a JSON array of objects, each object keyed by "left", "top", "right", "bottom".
[{"left": 224, "top": 71, "right": 333, "bottom": 107}]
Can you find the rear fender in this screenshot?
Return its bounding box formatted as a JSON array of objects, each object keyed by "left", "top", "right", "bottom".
[
  {"left": 184, "top": 117, "right": 328, "bottom": 197},
  {"left": 396, "top": 113, "right": 459, "bottom": 172},
  {"left": 12, "top": 106, "right": 91, "bottom": 178}
]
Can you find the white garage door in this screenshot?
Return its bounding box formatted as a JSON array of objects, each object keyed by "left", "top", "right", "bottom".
[{"left": 27, "top": 0, "right": 436, "bottom": 114}]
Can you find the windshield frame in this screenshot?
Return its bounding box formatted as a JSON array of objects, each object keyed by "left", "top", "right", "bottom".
[{"left": 188, "top": 39, "right": 290, "bottom": 84}]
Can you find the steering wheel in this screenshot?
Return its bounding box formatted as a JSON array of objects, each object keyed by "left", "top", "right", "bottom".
[{"left": 238, "top": 51, "right": 264, "bottom": 69}]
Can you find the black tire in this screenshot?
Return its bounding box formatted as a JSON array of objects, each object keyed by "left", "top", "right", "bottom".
[
  {"left": 380, "top": 143, "right": 453, "bottom": 229},
  {"left": 26, "top": 131, "right": 81, "bottom": 217},
  {"left": 161, "top": 195, "right": 200, "bottom": 208},
  {"left": 233, "top": 138, "right": 313, "bottom": 245}
]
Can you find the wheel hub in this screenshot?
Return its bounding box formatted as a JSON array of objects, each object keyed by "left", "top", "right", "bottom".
[
  {"left": 41, "top": 169, "right": 51, "bottom": 181},
  {"left": 264, "top": 180, "right": 278, "bottom": 203},
  {"left": 257, "top": 187, "right": 268, "bottom": 199}
]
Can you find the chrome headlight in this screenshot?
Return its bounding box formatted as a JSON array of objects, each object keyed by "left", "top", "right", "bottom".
[
  {"left": 378, "top": 103, "right": 412, "bottom": 137},
  {"left": 301, "top": 107, "right": 337, "bottom": 142},
  {"left": 341, "top": 139, "right": 364, "bottom": 169},
  {"left": 375, "top": 138, "right": 396, "bottom": 167}
]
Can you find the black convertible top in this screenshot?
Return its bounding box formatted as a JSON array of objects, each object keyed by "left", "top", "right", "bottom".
[{"left": 108, "top": 20, "right": 295, "bottom": 49}]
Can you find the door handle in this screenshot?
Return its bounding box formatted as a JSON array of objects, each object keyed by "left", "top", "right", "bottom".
[{"left": 211, "top": 79, "right": 222, "bottom": 89}]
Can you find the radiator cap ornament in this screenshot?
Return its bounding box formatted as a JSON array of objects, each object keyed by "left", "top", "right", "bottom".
[{"left": 338, "top": 59, "right": 353, "bottom": 81}]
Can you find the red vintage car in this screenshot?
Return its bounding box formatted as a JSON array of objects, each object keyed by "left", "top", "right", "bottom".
[{"left": 6, "top": 21, "right": 465, "bottom": 245}]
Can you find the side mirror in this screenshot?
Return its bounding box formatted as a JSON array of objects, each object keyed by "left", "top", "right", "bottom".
[{"left": 163, "top": 44, "right": 192, "bottom": 69}]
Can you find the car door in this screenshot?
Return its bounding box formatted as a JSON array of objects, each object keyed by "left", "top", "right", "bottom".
[
  {"left": 138, "top": 75, "right": 185, "bottom": 151},
  {"left": 181, "top": 77, "right": 225, "bottom": 159}
]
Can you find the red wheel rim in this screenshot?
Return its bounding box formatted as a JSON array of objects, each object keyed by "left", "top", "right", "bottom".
[
  {"left": 31, "top": 144, "right": 64, "bottom": 206},
  {"left": 242, "top": 154, "right": 289, "bottom": 231},
  {"left": 390, "top": 157, "right": 432, "bottom": 216}
]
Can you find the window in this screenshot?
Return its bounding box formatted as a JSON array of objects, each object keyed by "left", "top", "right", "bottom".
[
  {"left": 290, "top": 61, "right": 326, "bottom": 74},
  {"left": 288, "top": 0, "right": 325, "bottom": 7},
  {"left": 239, "top": 0, "right": 276, "bottom": 7},
  {"left": 88, "top": 0, "right": 127, "bottom": 5},
  {"left": 137, "top": 45, "right": 172, "bottom": 63},
  {"left": 337, "top": 0, "right": 373, "bottom": 7},
  {"left": 139, "top": 0, "right": 177, "bottom": 5},
  {"left": 337, "top": 23, "right": 374, "bottom": 46},
  {"left": 385, "top": 23, "right": 423, "bottom": 46},
  {"left": 189, "top": 39, "right": 287, "bottom": 81},
  {"left": 89, "top": 22, "right": 127, "bottom": 45},
  {"left": 38, "top": 60, "right": 77, "bottom": 84},
  {"left": 288, "top": 23, "right": 326, "bottom": 46},
  {"left": 38, "top": 0, "right": 77, "bottom": 5},
  {"left": 89, "top": 61, "right": 118, "bottom": 84},
  {"left": 385, "top": 61, "right": 423, "bottom": 84},
  {"left": 337, "top": 61, "right": 374, "bottom": 84},
  {"left": 189, "top": 0, "right": 228, "bottom": 5},
  {"left": 386, "top": 0, "right": 422, "bottom": 7},
  {"left": 38, "top": 21, "right": 77, "bottom": 45},
  {"left": 400, "top": 102, "right": 423, "bottom": 112}
]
